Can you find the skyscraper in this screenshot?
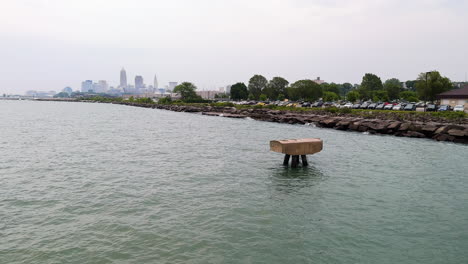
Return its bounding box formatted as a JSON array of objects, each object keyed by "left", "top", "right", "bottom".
[
  {"left": 81, "top": 80, "right": 93, "bottom": 93},
  {"left": 154, "top": 74, "right": 159, "bottom": 89},
  {"left": 120, "top": 68, "right": 127, "bottom": 88},
  {"left": 135, "top": 75, "right": 144, "bottom": 89}
]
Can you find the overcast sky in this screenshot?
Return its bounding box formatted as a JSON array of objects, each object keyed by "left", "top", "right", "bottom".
[{"left": 1, "top": 0, "right": 467, "bottom": 93}]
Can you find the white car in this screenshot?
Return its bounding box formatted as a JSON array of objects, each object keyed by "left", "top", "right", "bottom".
[
  {"left": 453, "top": 105, "right": 465, "bottom": 112},
  {"left": 393, "top": 104, "right": 403, "bottom": 111},
  {"left": 342, "top": 103, "right": 353, "bottom": 108}
]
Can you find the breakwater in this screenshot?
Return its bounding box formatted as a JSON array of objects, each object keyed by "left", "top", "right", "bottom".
[{"left": 113, "top": 102, "right": 468, "bottom": 144}]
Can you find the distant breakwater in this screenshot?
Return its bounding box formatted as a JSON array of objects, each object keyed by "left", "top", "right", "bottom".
[{"left": 109, "top": 102, "right": 468, "bottom": 144}]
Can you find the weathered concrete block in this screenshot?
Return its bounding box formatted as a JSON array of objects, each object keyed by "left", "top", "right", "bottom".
[{"left": 270, "top": 138, "right": 323, "bottom": 156}]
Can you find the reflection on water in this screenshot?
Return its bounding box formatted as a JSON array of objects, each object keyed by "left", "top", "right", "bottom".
[{"left": 269, "top": 164, "right": 326, "bottom": 194}]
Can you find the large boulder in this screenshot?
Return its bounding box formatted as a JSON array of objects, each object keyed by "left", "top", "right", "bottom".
[
  {"left": 447, "top": 129, "right": 466, "bottom": 137},
  {"left": 387, "top": 121, "right": 402, "bottom": 130},
  {"left": 404, "top": 131, "right": 426, "bottom": 138},
  {"left": 398, "top": 123, "right": 411, "bottom": 131}
]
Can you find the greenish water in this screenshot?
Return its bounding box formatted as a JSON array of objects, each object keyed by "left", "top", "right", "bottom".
[{"left": 1, "top": 101, "right": 467, "bottom": 263}]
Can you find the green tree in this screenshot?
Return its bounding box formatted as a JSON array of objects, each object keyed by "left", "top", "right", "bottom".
[
  {"left": 346, "top": 90, "right": 359, "bottom": 102},
  {"left": 374, "top": 90, "right": 389, "bottom": 102},
  {"left": 323, "top": 92, "right": 340, "bottom": 102},
  {"left": 384, "top": 78, "right": 402, "bottom": 100},
  {"left": 321, "top": 83, "right": 340, "bottom": 95},
  {"left": 265, "top": 77, "right": 289, "bottom": 100},
  {"left": 415, "top": 71, "right": 453, "bottom": 102},
  {"left": 287, "top": 80, "right": 322, "bottom": 101},
  {"left": 339, "top": 83, "right": 353, "bottom": 97},
  {"left": 277, "top": 94, "right": 285, "bottom": 101},
  {"left": 405, "top": 80, "right": 417, "bottom": 91},
  {"left": 400, "top": 91, "right": 419, "bottom": 102},
  {"left": 230, "top": 82, "right": 248, "bottom": 100},
  {"left": 259, "top": 94, "right": 268, "bottom": 101},
  {"left": 173, "top": 82, "right": 199, "bottom": 101},
  {"left": 358, "top": 73, "right": 383, "bottom": 100},
  {"left": 248, "top": 75, "right": 268, "bottom": 100}
]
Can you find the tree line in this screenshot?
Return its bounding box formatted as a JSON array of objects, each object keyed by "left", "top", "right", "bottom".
[{"left": 230, "top": 71, "right": 454, "bottom": 103}]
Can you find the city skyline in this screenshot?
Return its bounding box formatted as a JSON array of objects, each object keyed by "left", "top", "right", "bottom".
[{"left": 1, "top": 0, "right": 467, "bottom": 94}]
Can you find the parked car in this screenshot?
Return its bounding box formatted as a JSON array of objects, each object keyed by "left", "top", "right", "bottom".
[
  {"left": 426, "top": 104, "right": 438, "bottom": 112},
  {"left": 352, "top": 103, "right": 361, "bottom": 109},
  {"left": 311, "top": 101, "right": 323, "bottom": 108},
  {"left": 375, "top": 103, "right": 385, "bottom": 110},
  {"left": 384, "top": 104, "right": 394, "bottom": 110},
  {"left": 359, "top": 102, "right": 370, "bottom": 109},
  {"left": 393, "top": 104, "right": 404, "bottom": 111},
  {"left": 453, "top": 105, "right": 465, "bottom": 112},
  {"left": 342, "top": 103, "right": 353, "bottom": 108},
  {"left": 403, "top": 103, "right": 416, "bottom": 111},
  {"left": 438, "top": 105, "right": 451, "bottom": 112},
  {"left": 301, "top": 102, "right": 311, "bottom": 107},
  {"left": 367, "top": 103, "right": 378, "bottom": 109}
]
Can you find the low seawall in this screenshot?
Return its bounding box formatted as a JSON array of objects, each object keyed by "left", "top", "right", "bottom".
[{"left": 112, "top": 102, "right": 468, "bottom": 144}]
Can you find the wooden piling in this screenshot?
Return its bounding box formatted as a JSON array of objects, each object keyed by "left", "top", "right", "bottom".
[
  {"left": 301, "top": 155, "right": 308, "bottom": 166},
  {"left": 283, "top": 154, "right": 291, "bottom": 166}
]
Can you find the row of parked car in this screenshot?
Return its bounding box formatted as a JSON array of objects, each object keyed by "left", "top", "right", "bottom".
[{"left": 232, "top": 100, "right": 465, "bottom": 112}]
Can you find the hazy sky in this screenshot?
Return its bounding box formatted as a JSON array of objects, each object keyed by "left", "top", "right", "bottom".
[{"left": 1, "top": 0, "right": 467, "bottom": 93}]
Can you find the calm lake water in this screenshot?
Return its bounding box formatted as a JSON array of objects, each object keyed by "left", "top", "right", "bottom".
[{"left": 1, "top": 101, "right": 467, "bottom": 263}]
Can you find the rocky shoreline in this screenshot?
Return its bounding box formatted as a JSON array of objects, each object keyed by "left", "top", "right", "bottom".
[{"left": 112, "top": 102, "right": 468, "bottom": 144}]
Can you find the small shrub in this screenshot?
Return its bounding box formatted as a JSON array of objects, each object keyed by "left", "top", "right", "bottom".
[
  {"left": 338, "top": 107, "right": 352, "bottom": 114},
  {"left": 325, "top": 107, "right": 338, "bottom": 113},
  {"left": 158, "top": 97, "right": 172, "bottom": 104},
  {"left": 210, "top": 102, "right": 235, "bottom": 107}
]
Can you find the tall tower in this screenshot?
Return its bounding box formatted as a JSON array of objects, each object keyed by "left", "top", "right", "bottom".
[
  {"left": 120, "top": 68, "right": 127, "bottom": 88},
  {"left": 154, "top": 74, "right": 159, "bottom": 89}
]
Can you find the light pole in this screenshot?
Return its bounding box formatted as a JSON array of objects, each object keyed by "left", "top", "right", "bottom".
[{"left": 425, "top": 71, "right": 431, "bottom": 112}]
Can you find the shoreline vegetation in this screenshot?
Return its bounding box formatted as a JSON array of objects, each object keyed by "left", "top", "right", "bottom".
[{"left": 36, "top": 97, "right": 468, "bottom": 144}]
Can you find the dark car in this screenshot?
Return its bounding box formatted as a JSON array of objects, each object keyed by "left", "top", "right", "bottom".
[
  {"left": 426, "top": 104, "right": 438, "bottom": 112},
  {"left": 311, "top": 101, "right": 323, "bottom": 107},
  {"left": 403, "top": 103, "right": 416, "bottom": 111},
  {"left": 438, "top": 105, "right": 451, "bottom": 111},
  {"left": 367, "top": 103, "right": 378, "bottom": 109},
  {"left": 301, "top": 102, "right": 311, "bottom": 107},
  {"left": 375, "top": 103, "right": 385, "bottom": 110},
  {"left": 352, "top": 103, "right": 361, "bottom": 109}
]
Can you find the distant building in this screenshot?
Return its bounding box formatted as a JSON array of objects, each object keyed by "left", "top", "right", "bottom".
[
  {"left": 25, "top": 90, "right": 56, "bottom": 98},
  {"left": 135, "top": 75, "right": 144, "bottom": 90},
  {"left": 168, "top": 82, "right": 178, "bottom": 91},
  {"left": 81, "top": 80, "right": 93, "bottom": 93},
  {"left": 62, "top": 87, "right": 73, "bottom": 95},
  {"left": 97, "top": 80, "right": 108, "bottom": 93},
  {"left": 196, "top": 90, "right": 223, "bottom": 100},
  {"left": 437, "top": 85, "right": 468, "bottom": 109},
  {"left": 225, "top": 85, "right": 231, "bottom": 94},
  {"left": 154, "top": 74, "right": 159, "bottom": 89},
  {"left": 313, "top": 77, "right": 325, "bottom": 85},
  {"left": 120, "top": 68, "right": 127, "bottom": 88}
]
